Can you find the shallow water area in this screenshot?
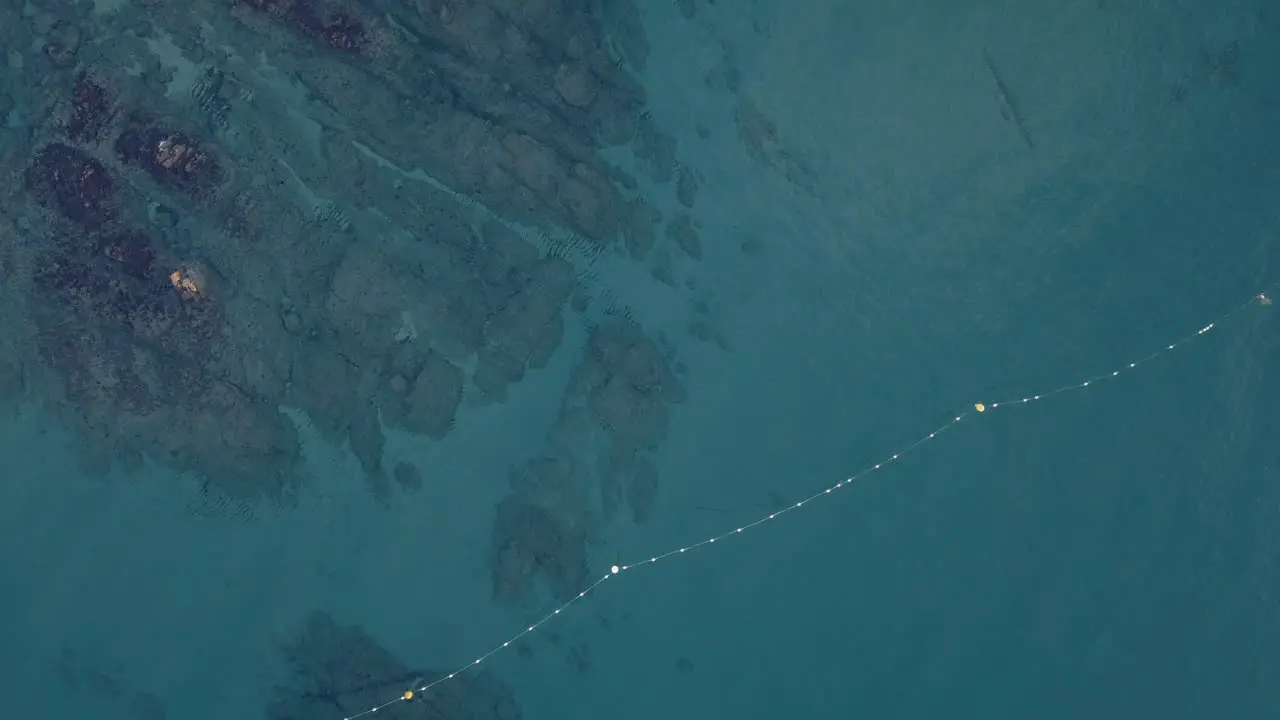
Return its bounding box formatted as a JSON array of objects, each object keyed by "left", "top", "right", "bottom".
[{"left": 2, "top": 1, "right": 1279, "bottom": 719}]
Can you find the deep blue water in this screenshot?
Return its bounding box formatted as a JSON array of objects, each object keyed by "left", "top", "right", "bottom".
[{"left": 2, "top": 2, "right": 1279, "bottom": 719}]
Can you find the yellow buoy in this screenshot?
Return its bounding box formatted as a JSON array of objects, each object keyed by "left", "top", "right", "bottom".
[
  {"left": 403, "top": 691, "right": 414, "bottom": 701},
  {"left": 974, "top": 403, "right": 986, "bottom": 413}
]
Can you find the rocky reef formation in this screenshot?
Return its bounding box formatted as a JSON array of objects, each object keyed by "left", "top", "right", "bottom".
[
  {"left": 0, "top": 0, "right": 739, "bottom": 698},
  {"left": 269, "top": 610, "right": 521, "bottom": 720},
  {"left": 0, "top": 0, "right": 705, "bottom": 503},
  {"left": 490, "top": 318, "right": 685, "bottom": 603},
  {"left": 12, "top": 81, "right": 301, "bottom": 497}
]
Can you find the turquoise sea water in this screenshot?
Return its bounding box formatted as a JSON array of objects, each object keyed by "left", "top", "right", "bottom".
[{"left": 3, "top": 2, "right": 1279, "bottom": 719}]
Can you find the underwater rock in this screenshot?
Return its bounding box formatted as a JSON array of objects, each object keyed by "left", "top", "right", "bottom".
[
  {"left": 622, "top": 198, "right": 662, "bottom": 259},
  {"left": 575, "top": 320, "right": 685, "bottom": 451},
  {"left": 288, "top": 343, "right": 359, "bottom": 443},
  {"left": 67, "top": 74, "right": 115, "bottom": 143},
  {"left": 473, "top": 343, "right": 525, "bottom": 402},
  {"left": 635, "top": 119, "right": 678, "bottom": 183},
  {"left": 666, "top": 213, "right": 702, "bottom": 260},
  {"left": 240, "top": 0, "right": 367, "bottom": 54},
  {"left": 735, "top": 98, "right": 780, "bottom": 165},
  {"left": 325, "top": 246, "right": 406, "bottom": 353},
  {"left": 554, "top": 64, "right": 600, "bottom": 109},
  {"left": 392, "top": 460, "right": 423, "bottom": 492},
  {"left": 97, "top": 230, "right": 157, "bottom": 281},
  {"left": 25, "top": 143, "right": 117, "bottom": 228},
  {"left": 484, "top": 256, "right": 575, "bottom": 366},
  {"left": 491, "top": 495, "right": 589, "bottom": 605},
  {"left": 34, "top": 249, "right": 182, "bottom": 345},
  {"left": 347, "top": 400, "right": 386, "bottom": 484},
  {"left": 174, "top": 381, "right": 303, "bottom": 498},
  {"left": 489, "top": 454, "right": 601, "bottom": 604},
  {"left": 309, "top": 11, "right": 366, "bottom": 54},
  {"left": 484, "top": 315, "right": 683, "bottom": 599},
  {"left": 476, "top": 221, "right": 540, "bottom": 294},
  {"left": 268, "top": 610, "right": 522, "bottom": 720},
  {"left": 398, "top": 351, "right": 464, "bottom": 440},
  {"left": 675, "top": 165, "right": 699, "bottom": 208},
  {"left": 509, "top": 456, "right": 593, "bottom": 521},
  {"left": 115, "top": 119, "right": 223, "bottom": 195},
  {"left": 43, "top": 20, "right": 82, "bottom": 68}
]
